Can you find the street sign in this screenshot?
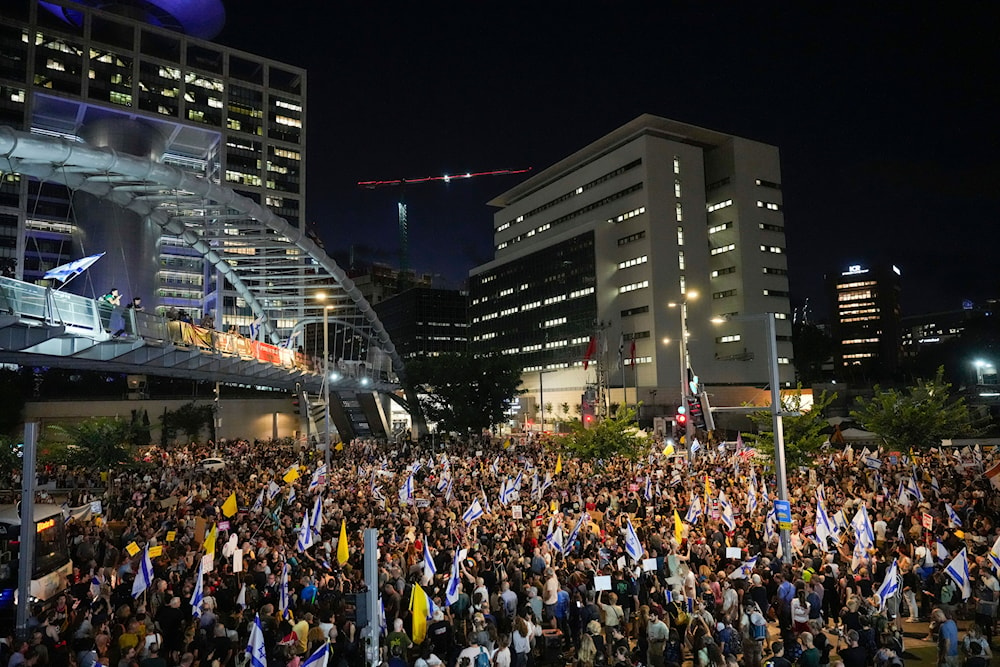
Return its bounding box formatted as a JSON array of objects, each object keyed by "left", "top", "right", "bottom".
[{"left": 774, "top": 499, "right": 792, "bottom": 530}]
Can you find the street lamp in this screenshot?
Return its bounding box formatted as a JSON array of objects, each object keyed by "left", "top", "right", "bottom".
[
  {"left": 316, "top": 292, "right": 332, "bottom": 470},
  {"left": 712, "top": 311, "right": 792, "bottom": 563},
  {"left": 668, "top": 290, "right": 697, "bottom": 459}
]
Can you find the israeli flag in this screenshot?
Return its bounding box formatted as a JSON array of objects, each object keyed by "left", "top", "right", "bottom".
[
  {"left": 436, "top": 473, "right": 451, "bottom": 494},
  {"left": 379, "top": 597, "right": 387, "bottom": 634},
  {"left": 944, "top": 547, "right": 972, "bottom": 599},
  {"left": 685, "top": 495, "right": 703, "bottom": 524},
  {"left": 491, "top": 455, "right": 501, "bottom": 477},
  {"left": 747, "top": 480, "right": 758, "bottom": 515},
  {"left": 644, "top": 476, "right": 653, "bottom": 502},
  {"left": 690, "top": 440, "right": 701, "bottom": 454},
  {"left": 480, "top": 489, "right": 491, "bottom": 515},
  {"left": 897, "top": 522, "right": 906, "bottom": 544},
  {"left": 237, "top": 584, "right": 247, "bottom": 609},
  {"left": 936, "top": 541, "right": 950, "bottom": 562},
  {"left": 43, "top": 252, "right": 105, "bottom": 282},
  {"left": 540, "top": 473, "right": 553, "bottom": 497},
  {"left": 499, "top": 477, "right": 516, "bottom": 505},
  {"left": 564, "top": 513, "right": 586, "bottom": 556},
  {"left": 310, "top": 495, "right": 323, "bottom": 536},
  {"left": 131, "top": 545, "right": 154, "bottom": 598},
  {"left": 89, "top": 575, "right": 102, "bottom": 600},
  {"left": 287, "top": 487, "right": 296, "bottom": 505},
  {"left": 931, "top": 476, "right": 941, "bottom": 495},
  {"left": 422, "top": 541, "right": 436, "bottom": 585},
  {"left": 851, "top": 505, "right": 875, "bottom": 549},
  {"left": 246, "top": 615, "right": 267, "bottom": 667},
  {"left": 372, "top": 485, "right": 385, "bottom": 502},
  {"left": 907, "top": 474, "right": 924, "bottom": 502},
  {"left": 988, "top": 534, "right": 1000, "bottom": 572},
  {"left": 251, "top": 489, "right": 264, "bottom": 514},
  {"left": 512, "top": 471, "right": 524, "bottom": 492},
  {"left": 624, "top": 517, "right": 644, "bottom": 561},
  {"left": 531, "top": 471, "right": 539, "bottom": 498},
  {"left": 764, "top": 510, "right": 776, "bottom": 544},
  {"left": 444, "top": 477, "right": 454, "bottom": 502},
  {"left": 267, "top": 481, "right": 281, "bottom": 500},
  {"left": 301, "top": 642, "right": 329, "bottom": 667},
  {"left": 309, "top": 465, "right": 327, "bottom": 492},
  {"left": 400, "top": 473, "right": 414, "bottom": 503},
  {"left": 815, "top": 499, "right": 838, "bottom": 551},
  {"left": 875, "top": 559, "right": 900, "bottom": 609},
  {"left": 445, "top": 549, "right": 463, "bottom": 605},
  {"left": 297, "top": 510, "right": 314, "bottom": 552},
  {"left": 719, "top": 491, "right": 736, "bottom": 531},
  {"left": 945, "top": 503, "right": 963, "bottom": 527},
  {"left": 462, "top": 498, "right": 484, "bottom": 524},
  {"left": 190, "top": 559, "right": 205, "bottom": 617},
  {"left": 549, "top": 526, "right": 564, "bottom": 553},
  {"left": 278, "top": 563, "right": 290, "bottom": 617},
  {"left": 248, "top": 313, "right": 266, "bottom": 341}
]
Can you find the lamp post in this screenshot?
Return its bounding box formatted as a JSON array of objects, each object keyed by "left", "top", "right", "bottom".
[
  {"left": 712, "top": 311, "right": 791, "bottom": 563},
  {"left": 316, "top": 293, "right": 332, "bottom": 470},
  {"left": 668, "top": 291, "right": 697, "bottom": 459}
]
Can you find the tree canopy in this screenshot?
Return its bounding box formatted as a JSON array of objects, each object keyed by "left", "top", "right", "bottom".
[
  {"left": 746, "top": 387, "right": 836, "bottom": 469},
  {"left": 559, "top": 405, "right": 649, "bottom": 461},
  {"left": 405, "top": 352, "right": 525, "bottom": 434},
  {"left": 55, "top": 417, "right": 136, "bottom": 470},
  {"left": 850, "top": 367, "right": 981, "bottom": 451}
]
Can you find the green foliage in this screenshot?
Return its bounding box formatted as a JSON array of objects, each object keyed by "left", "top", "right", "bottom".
[
  {"left": 55, "top": 417, "right": 135, "bottom": 470},
  {"left": 405, "top": 352, "right": 525, "bottom": 433},
  {"left": 560, "top": 405, "right": 649, "bottom": 461},
  {"left": 162, "top": 402, "right": 214, "bottom": 443},
  {"left": 746, "top": 387, "right": 837, "bottom": 468},
  {"left": 850, "top": 367, "right": 981, "bottom": 451},
  {"left": 0, "top": 436, "right": 18, "bottom": 488}
]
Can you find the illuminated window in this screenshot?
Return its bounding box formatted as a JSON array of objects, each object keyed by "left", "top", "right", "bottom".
[
  {"left": 763, "top": 289, "right": 789, "bottom": 297},
  {"left": 678, "top": 251, "right": 685, "bottom": 270},
  {"left": 708, "top": 222, "right": 732, "bottom": 234},
  {"left": 624, "top": 356, "right": 652, "bottom": 366},
  {"left": 677, "top": 226, "right": 684, "bottom": 246},
  {"left": 543, "top": 317, "right": 567, "bottom": 328},
  {"left": 499, "top": 287, "right": 514, "bottom": 297},
  {"left": 760, "top": 245, "right": 784, "bottom": 254},
  {"left": 609, "top": 206, "right": 646, "bottom": 224},
  {"left": 543, "top": 294, "right": 567, "bottom": 305},
  {"left": 674, "top": 180, "right": 682, "bottom": 198},
  {"left": 619, "top": 281, "right": 649, "bottom": 294},
  {"left": 569, "top": 287, "right": 595, "bottom": 299},
  {"left": 716, "top": 334, "right": 741, "bottom": 343},
  {"left": 711, "top": 244, "right": 736, "bottom": 256},
  {"left": 618, "top": 255, "right": 648, "bottom": 270},
  {"left": 756, "top": 200, "right": 782, "bottom": 211},
  {"left": 673, "top": 156, "right": 680, "bottom": 174},
  {"left": 676, "top": 202, "right": 683, "bottom": 222},
  {"left": 842, "top": 338, "right": 879, "bottom": 345},
  {"left": 707, "top": 199, "right": 733, "bottom": 213},
  {"left": 712, "top": 266, "right": 736, "bottom": 278}
]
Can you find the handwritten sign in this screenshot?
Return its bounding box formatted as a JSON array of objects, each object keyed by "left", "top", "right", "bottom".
[
  {"left": 148, "top": 545, "right": 163, "bottom": 558},
  {"left": 166, "top": 531, "right": 176, "bottom": 542},
  {"left": 125, "top": 542, "right": 140, "bottom": 557},
  {"left": 512, "top": 505, "right": 523, "bottom": 519}
]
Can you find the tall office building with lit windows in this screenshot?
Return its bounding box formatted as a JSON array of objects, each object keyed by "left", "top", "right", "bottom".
[
  {"left": 468, "top": 114, "right": 795, "bottom": 416},
  {"left": 0, "top": 0, "right": 306, "bottom": 329},
  {"left": 828, "top": 263, "right": 902, "bottom": 380}
]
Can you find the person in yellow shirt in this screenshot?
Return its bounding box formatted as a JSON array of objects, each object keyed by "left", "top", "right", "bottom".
[
  {"left": 118, "top": 620, "right": 142, "bottom": 654},
  {"left": 291, "top": 612, "right": 311, "bottom": 656}
]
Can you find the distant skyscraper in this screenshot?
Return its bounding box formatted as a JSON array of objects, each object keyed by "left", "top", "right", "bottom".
[
  {"left": 827, "top": 263, "right": 902, "bottom": 379},
  {"left": 0, "top": 0, "right": 305, "bottom": 330},
  {"left": 374, "top": 287, "right": 468, "bottom": 359},
  {"left": 468, "top": 114, "right": 794, "bottom": 410}
]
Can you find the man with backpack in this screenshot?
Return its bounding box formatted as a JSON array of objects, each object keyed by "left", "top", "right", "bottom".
[
  {"left": 740, "top": 603, "right": 769, "bottom": 667},
  {"left": 457, "top": 633, "right": 492, "bottom": 667}
]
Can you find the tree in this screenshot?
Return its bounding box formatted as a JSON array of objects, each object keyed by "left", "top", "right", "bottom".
[
  {"left": 560, "top": 405, "right": 649, "bottom": 461},
  {"left": 405, "top": 352, "right": 525, "bottom": 434},
  {"left": 850, "top": 367, "right": 982, "bottom": 451},
  {"left": 0, "top": 436, "right": 18, "bottom": 489},
  {"left": 56, "top": 417, "right": 135, "bottom": 471},
  {"left": 163, "top": 402, "right": 214, "bottom": 444},
  {"left": 746, "top": 387, "right": 837, "bottom": 469}
]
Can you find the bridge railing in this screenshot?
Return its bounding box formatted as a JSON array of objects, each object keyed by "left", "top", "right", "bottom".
[{"left": 0, "top": 276, "right": 104, "bottom": 334}]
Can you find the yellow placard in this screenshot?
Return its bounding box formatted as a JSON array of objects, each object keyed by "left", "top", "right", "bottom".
[
  {"left": 166, "top": 530, "right": 176, "bottom": 542},
  {"left": 283, "top": 468, "right": 300, "bottom": 484},
  {"left": 148, "top": 545, "right": 163, "bottom": 558},
  {"left": 125, "top": 541, "right": 140, "bottom": 556}
]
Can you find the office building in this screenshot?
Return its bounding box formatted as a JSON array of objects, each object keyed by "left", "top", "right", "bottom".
[
  {"left": 827, "top": 263, "right": 902, "bottom": 379},
  {"left": 468, "top": 114, "right": 794, "bottom": 415},
  {"left": 0, "top": 0, "right": 306, "bottom": 330},
  {"left": 374, "top": 287, "right": 468, "bottom": 358}
]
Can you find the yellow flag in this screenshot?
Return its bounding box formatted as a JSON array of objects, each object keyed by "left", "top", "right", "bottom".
[
  {"left": 283, "top": 467, "right": 300, "bottom": 484},
  {"left": 335, "top": 441, "right": 344, "bottom": 451},
  {"left": 555, "top": 453, "right": 562, "bottom": 474},
  {"left": 662, "top": 443, "right": 675, "bottom": 457},
  {"left": 410, "top": 583, "right": 430, "bottom": 643},
  {"left": 704, "top": 474, "right": 711, "bottom": 500},
  {"left": 674, "top": 510, "right": 684, "bottom": 544},
  {"left": 222, "top": 492, "right": 238, "bottom": 518},
  {"left": 502, "top": 438, "right": 512, "bottom": 449},
  {"left": 204, "top": 524, "right": 217, "bottom": 555},
  {"left": 337, "top": 519, "right": 349, "bottom": 565}
]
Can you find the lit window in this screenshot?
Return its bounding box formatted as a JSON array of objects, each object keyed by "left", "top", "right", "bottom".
[
  {"left": 609, "top": 206, "right": 646, "bottom": 224},
  {"left": 674, "top": 180, "right": 682, "bottom": 198},
  {"left": 677, "top": 226, "right": 684, "bottom": 246},
  {"left": 678, "top": 251, "right": 685, "bottom": 270},
  {"left": 716, "top": 334, "right": 741, "bottom": 343},
  {"left": 711, "top": 244, "right": 736, "bottom": 256},
  {"left": 543, "top": 317, "right": 567, "bottom": 328},
  {"left": 624, "top": 356, "right": 652, "bottom": 366},
  {"left": 618, "top": 255, "right": 648, "bottom": 270},
  {"left": 676, "top": 203, "right": 683, "bottom": 222},
  {"left": 707, "top": 199, "right": 733, "bottom": 213},
  {"left": 499, "top": 288, "right": 514, "bottom": 297},
  {"left": 708, "top": 222, "right": 732, "bottom": 234},
  {"left": 543, "top": 294, "right": 566, "bottom": 305},
  {"left": 619, "top": 281, "right": 649, "bottom": 294},
  {"left": 711, "top": 266, "right": 736, "bottom": 278},
  {"left": 576, "top": 186, "right": 584, "bottom": 195},
  {"left": 673, "top": 156, "right": 681, "bottom": 174},
  {"left": 760, "top": 245, "right": 784, "bottom": 254},
  {"left": 569, "top": 287, "right": 595, "bottom": 299},
  {"left": 756, "top": 200, "right": 781, "bottom": 211}
]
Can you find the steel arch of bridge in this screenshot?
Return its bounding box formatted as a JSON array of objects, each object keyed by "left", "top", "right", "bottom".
[{"left": 0, "top": 126, "right": 407, "bottom": 383}]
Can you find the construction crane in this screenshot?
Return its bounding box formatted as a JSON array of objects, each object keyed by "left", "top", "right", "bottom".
[{"left": 358, "top": 167, "right": 531, "bottom": 280}]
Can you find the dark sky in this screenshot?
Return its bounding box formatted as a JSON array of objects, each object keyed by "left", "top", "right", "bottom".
[{"left": 217, "top": 3, "right": 999, "bottom": 321}]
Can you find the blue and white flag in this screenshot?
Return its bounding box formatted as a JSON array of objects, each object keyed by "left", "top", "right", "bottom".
[
  {"left": 931, "top": 476, "right": 941, "bottom": 496},
  {"left": 644, "top": 476, "right": 653, "bottom": 502},
  {"left": 764, "top": 509, "right": 776, "bottom": 544},
  {"left": 131, "top": 545, "right": 154, "bottom": 598},
  {"left": 499, "top": 476, "right": 517, "bottom": 505},
  {"left": 267, "top": 481, "right": 281, "bottom": 501},
  {"left": 907, "top": 474, "right": 924, "bottom": 502},
  {"left": 246, "top": 614, "right": 267, "bottom": 667},
  {"left": 719, "top": 491, "right": 736, "bottom": 531},
  {"left": 251, "top": 489, "right": 264, "bottom": 513},
  {"left": 728, "top": 554, "right": 759, "bottom": 580},
  {"left": 690, "top": 439, "right": 701, "bottom": 454},
  {"left": 301, "top": 642, "right": 329, "bottom": 667},
  {"left": 897, "top": 521, "right": 906, "bottom": 544},
  {"left": 372, "top": 486, "right": 386, "bottom": 503},
  {"left": 863, "top": 456, "right": 882, "bottom": 469},
  {"left": 480, "top": 488, "right": 491, "bottom": 515},
  {"left": 283, "top": 329, "right": 303, "bottom": 349},
  {"left": 444, "top": 477, "right": 454, "bottom": 502},
  {"left": 445, "top": 549, "right": 463, "bottom": 606},
  {"left": 462, "top": 498, "right": 484, "bottom": 524},
  {"left": 297, "top": 509, "right": 314, "bottom": 552},
  {"left": 422, "top": 541, "right": 436, "bottom": 585},
  {"left": 988, "top": 535, "right": 1000, "bottom": 572},
  {"left": 624, "top": 517, "right": 644, "bottom": 561},
  {"left": 851, "top": 505, "right": 875, "bottom": 549},
  {"left": 540, "top": 473, "right": 553, "bottom": 498},
  {"left": 491, "top": 455, "right": 501, "bottom": 477},
  {"left": 945, "top": 503, "right": 963, "bottom": 527},
  {"left": 815, "top": 499, "right": 839, "bottom": 551},
  {"left": 564, "top": 513, "right": 586, "bottom": 556},
  {"left": 685, "top": 495, "right": 703, "bottom": 524},
  {"left": 935, "top": 541, "right": 950, "bottom": 562},
  {"left": 400, "top": 474, "right": 414, "bottom": 503},
  {"left": 747, "top": 479, "right": 758, "bottom": 515},
  {"left": 761, "top": 479, "right": 769, "bottom": 504},
  {"left": 309, "top": 465, "right": 327, "bottom": 492},
  {"left": 43, "top": 252, "right": 105, "bottom": 282},
  {"left": 310, "top": 495, "right": 323, "bottom": 536},
  {"left": 248, "top": 313, "right": 266, "bottom": 341},
  {"left": 944, "top": 547, "right": 972, "bottom": 599},
  {"left": 875, "top": 559, "right": 900, "bottom": 609},
  {"left": 89, "top": 575, "right": 103, "bottom": 599},
  {"left": 512, "top": 471, "right": 524, "bottom": 493},
  {"left": 190, "top": 559, "right": 205, "bottom": 617},
  {"left": 278, "top": 562, "right": 291, "bottom": 618},
  {"left": 287, "top": 487, "right": 296, "bottom": 505},
  {"left": 436, "top": 472, "right": 451, "bottom": 494},
  {"left": 379, "top": 597, "right": 387, "bottom": 634},
  {"left": 549, "top": 526, "right": 564, "bottom": 554}
]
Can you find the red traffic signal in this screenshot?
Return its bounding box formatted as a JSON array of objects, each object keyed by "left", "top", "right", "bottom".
[{"left": 675, "top": 413, "right": 687, "bottom": 425}]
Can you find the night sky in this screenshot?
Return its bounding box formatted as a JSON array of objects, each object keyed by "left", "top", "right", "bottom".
[{"left": 217, "top": 3, "right": 999, "bottom": 321}]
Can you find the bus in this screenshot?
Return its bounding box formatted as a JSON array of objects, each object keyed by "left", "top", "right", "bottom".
[{"left": 0, "top": 504, "right": 72, "bottom": 610}]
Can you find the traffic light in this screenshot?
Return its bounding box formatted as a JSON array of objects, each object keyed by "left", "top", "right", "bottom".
[{"left": 581, "top": 389, "right": 596, "bottom": 426}]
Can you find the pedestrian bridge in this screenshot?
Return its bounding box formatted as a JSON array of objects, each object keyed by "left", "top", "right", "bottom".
[{"left": 0, "top": 126, "right": 419, "bottom": 440}]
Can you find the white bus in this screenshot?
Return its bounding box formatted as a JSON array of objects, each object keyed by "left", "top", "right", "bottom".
[{"left": 0, "top": 504, "right": 72, "bottom": 611}]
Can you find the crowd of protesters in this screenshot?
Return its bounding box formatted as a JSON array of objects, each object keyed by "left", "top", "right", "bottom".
[{"left": 3, "top": 434, "right": 1000, "bottom": 667}]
